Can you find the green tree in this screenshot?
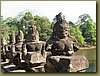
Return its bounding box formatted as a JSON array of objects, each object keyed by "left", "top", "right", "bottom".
[
  {"left": 78, "top": 14, "right": 96, "bottom": 45},
  {"left": 5, "top": 17, "right": 19, "bottom": 34},
  {"left": 0, "top": 16, "right": 19, "bottom": 43},
  {"left": 17, "top": 12, "right": 34, "bottom": 35},
  {"left": 33, "top": 15, "right": 52, "bottom": 41},
  {"left": 17, "top": 12, "right": 52, "bottom": 41},
  {"left": 69, "top": 23, "right": 85, "bottom": 46},
  {"left": 0, "top": 16, "right": 10, "bottom": 42}
]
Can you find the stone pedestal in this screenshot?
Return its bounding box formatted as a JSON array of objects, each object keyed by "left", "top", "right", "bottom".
[
  {"left": 45, "top": 55, "right": 89, "bottom": 72},
  {"left": 21, "top": 52, "right": 46, "bottom": 72},
  {"left": 23, "top": 52, "right": 46, "bottom": 64}
]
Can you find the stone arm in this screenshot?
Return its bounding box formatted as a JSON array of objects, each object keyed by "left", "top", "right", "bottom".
[
  {"left": 72, "top": 39, "right": 80, "bottom": 52},
  {"left": 41, "top": 42, "right": 46, "bottom": 58},
  {"left": 22, "top": 44, "right": 27, "bottom": 60},
  {"left": 45, "top": 40, "right": 56, "bottom": 52},
  {"left": 69, "top": 36, "right": 80, "bottom": 52}
]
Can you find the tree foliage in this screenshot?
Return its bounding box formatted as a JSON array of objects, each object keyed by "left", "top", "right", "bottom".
[
  {"left": 69, "top": 23, "right": 85, "bottom": 46},
  {"left": 16, "top": 12, "right": 53, "bottom": 41},
  {"left": 0, "top": 12, "right": 96, "bottom": 46},
  {"left": 0, "top": 16, "right": 18, "bottom": 43},
  {"left": 33, "top": 15, "right": 52, "bottom": 41},
  {"left": 78, "top": 14, "right": 96, "bottom": 45}
]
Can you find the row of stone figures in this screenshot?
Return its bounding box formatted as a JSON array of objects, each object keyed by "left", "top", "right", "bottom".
[
  {"left": 1, "top": 25, "right": 46, "bottom": 72},
  {"left": 1, "top": 12, "right": 89, "bottom": 72}
]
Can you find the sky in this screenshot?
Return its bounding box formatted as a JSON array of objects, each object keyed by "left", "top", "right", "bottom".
[{"left": 1, "top": 1, "right": 96, "bottom": 23}]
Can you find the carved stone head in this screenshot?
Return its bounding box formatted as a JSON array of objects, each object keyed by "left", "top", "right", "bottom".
[
  {"left": 9, "top": 33, "right": 15, "bottom": 44},
  {"left": 26, "top": 25, "right": 39, "bottom": 42},
  {"left": 53, "top": 12, "right": 70, "bottom": 39},
  {"left": 1, "top": 37, "right": 7, "bottom": 46},
  {"left": 16, "top": 30, "right": 24, "bottom": 43},
  {"left": 28, "top": 25, "right": 36, "bottom": 34}
]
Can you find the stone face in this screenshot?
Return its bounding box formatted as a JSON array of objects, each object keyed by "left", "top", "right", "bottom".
[
  {"left": 52, "top": 12, "right": 69, "bottom": 40},
  {"left": 16, "top": 30, "right": 24, "bottom": 42},
  {"left": 45, "top": 55, "right": 89, "bottom": 72},
  {"left": 26, "top": 25, "right": 39, "bottom": 42}
]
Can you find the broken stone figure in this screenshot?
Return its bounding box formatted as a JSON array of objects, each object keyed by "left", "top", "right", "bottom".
[
  {"left": 22, "top": 24, "right": 46, "bottom": 72},
  {"left": 12, "top": 30, "right": 24, "bottom": 67},
  {"left": 1, "top": 37, "right": 7, "bottom": 62},
  {"left": 45, "top": 12, "right": 89, "bottom": 72},
  {"left": 5, "top": 33, "right": 16, "bottom": 64}
]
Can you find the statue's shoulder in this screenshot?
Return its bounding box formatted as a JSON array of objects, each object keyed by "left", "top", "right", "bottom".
[{"left": 68, "top": 36, "right": 77, "bottom": 42}]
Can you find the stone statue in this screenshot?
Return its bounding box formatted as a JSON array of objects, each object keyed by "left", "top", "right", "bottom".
[
  {"left": 6, "top": 33, "right": 16, "bottom": 64},
  {"left": 1, "top": 13, "right": 89, "bottom": 72},
  {"left": 1, "top": 37, "right": 7, "bottom": 52},
  {"left": 22, "top": 24, "right": 46, "bottom": 67},
  {"left": 5, "top": 33, "right": 15, "bottom": 53},
  {"left": 11, "top": 30, "right": 25, "bottom": 66},
  {"left": 15, "top": 30, "right": 24, "bottom": 52},
  {"left": 46, "top": 12, "right": 79, "bottom": 56},
  {"left": 1, "top": 37, "right": 7, "bottom": 62},
  {"left": 26, "top": 25, "right": 39, "bottom": 42},
  {"left": 45, "top": 12, "right": 89, "bottom": 72}
]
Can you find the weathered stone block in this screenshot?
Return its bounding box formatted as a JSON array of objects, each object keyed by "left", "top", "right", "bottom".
[
  {"left": 45, "top": 55, "right": 89, "bottom": 72},
  {"left": 23, "top": 52, "right": 46, "bottom": 64}
]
